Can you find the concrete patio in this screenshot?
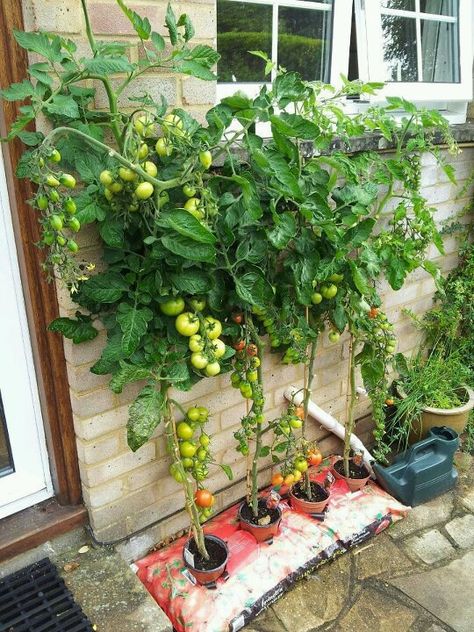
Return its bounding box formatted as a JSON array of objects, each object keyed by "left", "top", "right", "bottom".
[{"left": 1, "top": 453, "right": 473, "bottom": 632}]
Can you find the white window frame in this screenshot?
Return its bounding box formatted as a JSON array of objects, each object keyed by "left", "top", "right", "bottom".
[
  {"left": 216, "top": 0, "right": 353, "bottom": 101},
  {"left": 355, "top": 0, "right": 473, "bottom": 114}
]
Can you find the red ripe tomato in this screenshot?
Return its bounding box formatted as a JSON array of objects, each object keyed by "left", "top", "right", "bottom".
[
  {"left": 233, "top": 340, "right": 246, "bottom": 351},
  {"left": 232, "top": 312, "right": 244, "bottom": 324},
  {"left": 307, "top": 450, "right": 323, "bottom": 467},
  {"left": 195, "top": 489, "right": 214, "bottom": 508},
  {"left": 246, "top": 343, "right": 258, "bottom": 357}
]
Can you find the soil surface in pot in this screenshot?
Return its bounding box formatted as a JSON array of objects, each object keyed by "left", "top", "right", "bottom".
[
  {"left": 187, "top": 538, "right": 227, "bottom": 571},
  {"left": 240, "top": 500, "right": 280, "bottom": 526},
  {"left": 334, "top": 460, "right": 369, "bottom": 479},
  {"left": 292, "top": 481, "right": 328, "bottom": 502}
]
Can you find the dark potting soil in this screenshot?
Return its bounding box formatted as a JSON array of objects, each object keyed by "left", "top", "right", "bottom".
[
  {"left": 292, "top": 481, "right": 328, "bottom": 502},
  {"left": 187, "top": 537, "right": 227, "bottom": 571},
  {"left": 240, "top": 500, "right": 280, "bottom": 526},
  {"left": 334, "top": 459, "right": 369, "bottom": 479}
]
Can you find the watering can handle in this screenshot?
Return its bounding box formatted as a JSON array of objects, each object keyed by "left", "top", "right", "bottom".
[{"left": 405, "top": 437, "right": 437, "bottom": 466}]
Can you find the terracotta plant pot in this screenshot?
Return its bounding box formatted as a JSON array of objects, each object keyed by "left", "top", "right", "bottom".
[
  {"left": 183, "top": 534, "right": 228, "bottom": 585},
  {"left": 332, "top": 459, "right": 370, "bottom": 492},
  {"left": 289, "top": 483, "right": 329, "bottom": 514},
  {"left": 397, "top": 385, "right": 474, "bottom": 444},
  {"left": 238, "top": 500, "right": 282, "bottom": 543}
]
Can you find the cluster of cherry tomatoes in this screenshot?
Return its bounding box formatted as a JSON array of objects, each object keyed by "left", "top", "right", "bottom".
[
  {"left": 158, "top": 296, "right": 227, "bottom": 377},
  {"left": 311, "top": 273, "right": 344, "bottom": 306},
  {"left": 271, "top": 446, "right": 323, "bottom": 488},
  {"left": 367, "top": 307, "right": 397, "bottom": 355}
]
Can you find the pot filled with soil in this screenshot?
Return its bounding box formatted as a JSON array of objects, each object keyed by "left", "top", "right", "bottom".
[
  {"left": 332, "top": 457, "right": 370, "bottom": 492},
  {"left": 238, "top": 499, "right": 282, "bottom": 543},
  {"left": 183, "top": 534, "right": 229, "bottom": 585},
  {"left": 290, "top": 481, "right": 329, "bottom": 514}
]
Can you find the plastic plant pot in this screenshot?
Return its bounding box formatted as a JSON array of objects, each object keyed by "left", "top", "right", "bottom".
[
  {"left": 183, "top": 534, "right": 228, "bottom": 585},
  {"left": 238, "top": 500, "right": 282, "bottom": 543},
  {"left": 332, "top": 458, "right": 371, "bottom": 492},
  {"left": 289, "top": 482, "right": 330, "bottom": 514}
]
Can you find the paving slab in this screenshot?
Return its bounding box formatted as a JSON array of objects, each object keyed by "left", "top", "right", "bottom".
[
  {"left": 388, "top": 494, "right": 454, "bottom": 540},
  {"left": 460, "top": 488, "right": 474, "bottom": 513},
  {"left": 390, "top": 550, "right": 474, "bottom": 632},
  {"left": 269, "top": 553, "right": 351, "bottom": 631},
  {"left": 445, "top": 514, "right": 474, "bottom": 548},
  {"left": 336, "top": 585, "right": 418, "bottom": 631},
  {"left": 404, "top": 529, "right": 454, "bottom": 564},
  {"left": 355, "top": 533, "right": 413, "bottom": 579}
]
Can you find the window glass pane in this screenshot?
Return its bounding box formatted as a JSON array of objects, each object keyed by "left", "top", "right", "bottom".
[
  {"left": 420, "top": 0, "right": 457, "bottom": 16},
  {"left": 278, "top": 6, "right": 333, "bottom": 82},
  {"left": 217, "top": 1, "right": 272, "bottom": 82},
  {"left": 421, "top": 19, "right": 459, "bottom": 81},
  {"left": 381, "top": 0, "right": 415, "bottom": 10},
  {"left": 381, "top": 15, "right": 418, "bottom": 81},
  {"left": 0, "top": 392, "right": 14, "bottom": 477}
]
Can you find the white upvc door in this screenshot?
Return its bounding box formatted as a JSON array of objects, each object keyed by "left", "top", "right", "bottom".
[{"left": 0, "top": 146, "right": 53, "bottom": 519}]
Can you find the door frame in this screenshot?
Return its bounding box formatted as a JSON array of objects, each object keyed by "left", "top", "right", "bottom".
[{"left": 0, "top": 0, "right": 82, "bottom": 507}]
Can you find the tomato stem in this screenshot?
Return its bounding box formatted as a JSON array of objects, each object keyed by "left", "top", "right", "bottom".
[
  {"left": 343, "top": 333, "right": 358, "bottom": 479},
  {"left": 302, "top": 337, "right": 318, "bottom": 500}
]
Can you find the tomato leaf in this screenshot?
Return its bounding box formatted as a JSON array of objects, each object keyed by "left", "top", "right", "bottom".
[
  {"left": 109, "top": 361, "right": 151, "bottom": 394},
  {"left": 161, "top": 234, "right": 216, "bottom": 263},
  {"left": 267, "top": 212, "right": 296, "bottom": 250},
  {"left": 82, "top": 272, "right": 129, "bottom": 303},
  {"left": 127, "top": 386, "right": 164, "bottom": 451},
  {"left": 170, "top": 269, "right": 212, "bottom": 294},
  {"left": 117, "top": 305, "right": 153, "bottom": 355},
  {"left": 235, "top": 270, "right": 274, "bottom": 307},
  {"left": 90, "top": 334, "right": 123, "bottom": 375},
  {"left": 0, "top": 80, "right": 34, "bottom": 101},
  {"left": 161, "top": 210, "right": 216, "bottom": 244},
  {"left": 44, "top": 95, "right": 80, "bottom": 119},
  {"left": 116, "top": 0, "right": 151, "bottom": 39},
  {"left": 48, "top": 314, "right": 98, "bottom": 344}
]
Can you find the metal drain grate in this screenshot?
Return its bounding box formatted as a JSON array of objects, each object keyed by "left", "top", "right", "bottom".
[{"left": 0, "top": 557, "right": 94, "bottom": 631}]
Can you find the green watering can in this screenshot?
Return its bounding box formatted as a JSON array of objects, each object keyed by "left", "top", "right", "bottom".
[{"left": 373, "top": 426, "right": 459, "bottom": 506}]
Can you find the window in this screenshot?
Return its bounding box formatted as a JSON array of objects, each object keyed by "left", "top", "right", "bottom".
[{"left": 217, "top": 0, "right": 473, "bottom": 121}]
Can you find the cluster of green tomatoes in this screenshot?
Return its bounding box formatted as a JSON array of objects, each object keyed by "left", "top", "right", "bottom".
[
  {"left": 168, "top": 405, "right": 215, "bottom": 523},
  {"left": 310, "top": 273, "right": 344, "bottom": 306},
  {"left": 159, "top": 297, "right": 226, "bottom": 377}
]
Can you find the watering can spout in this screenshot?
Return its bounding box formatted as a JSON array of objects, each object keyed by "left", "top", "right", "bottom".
[{"left": 373, "top": 426, "right": 459, "bottom": 506}]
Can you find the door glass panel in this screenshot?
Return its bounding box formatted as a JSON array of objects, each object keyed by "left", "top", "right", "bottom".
[
  {"left": 0, "top": 391, "right": 14, "bottom": 477},
  {"left": 217, "top": 1, "right": 272, "bottom": 82},
  {"left": 278, "top": 6, "right": 333, "bottom": 82},
  {"left": 381, "top": 15, "right": 418, "bottom": 81},
  {"left": 421, "top": 19, "right": 459, "bottom": 81},
  {"left": 420, "top": 0, "right": 457, "bottom": 16}
]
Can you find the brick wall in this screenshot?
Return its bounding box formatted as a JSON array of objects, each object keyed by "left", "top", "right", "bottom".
[{"left": 20, "top": 0, "right": 474, "bottom": 547}]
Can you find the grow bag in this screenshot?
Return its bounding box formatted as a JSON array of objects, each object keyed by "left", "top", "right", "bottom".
[{"left": 135, "top": 467, "right": 408, "bottom": 632}]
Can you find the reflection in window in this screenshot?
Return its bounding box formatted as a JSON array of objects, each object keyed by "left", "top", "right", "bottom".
[
  {"left": 420, "top": 0, "right": 456, "bottom": 16},
  {"left": 382, "top": 16, "right": 418, "bottom": 82},
  {"left": 217, "top": 0, "right": 333, "bottom": 83},
  {"left": 421, "top": 19, "right": 459, "bottom": 81}
]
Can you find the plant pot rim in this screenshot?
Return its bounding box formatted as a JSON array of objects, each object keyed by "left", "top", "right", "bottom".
[
  {"left": 396, "top": 383, "right": 474, "bottom": 416},
  {"left": 183, "top": 534, "right": 228, "bottom": 573},
  {"left": 238, "top": 500, "right": 282, "bottom": 528},
  {"left": 289, "top": 483, "right": 329, "bottom": 502}
]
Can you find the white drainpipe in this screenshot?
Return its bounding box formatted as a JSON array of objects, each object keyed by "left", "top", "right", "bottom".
[{"left": 284, "top": 385, "right": 375, "bottom": 475}]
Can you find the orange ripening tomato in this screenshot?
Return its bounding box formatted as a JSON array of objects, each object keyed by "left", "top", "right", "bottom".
[
  {"left": 233, "top": 340, "right": 246, "bottom": 351},
  {"left": 307, "top": 450, "right": 323, "bottom": 467},
  {"left": 369, "top": 307, "right": 379, "bottom": 319},
  {"left": 385, "top": 398, "right": 395, "bottom": 406},
  {"left": 195, "top": 489, "right": 214, "bottom": 508},
  {"left": 295, "top": 406, "right": 305, "bottom": 420},
  {"left": 271, "top": 473, "right": 284, "bottom": 487}
]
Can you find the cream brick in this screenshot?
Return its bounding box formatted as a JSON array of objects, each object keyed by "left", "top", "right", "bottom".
[
  {"left": 89, "top": 2, "right": 160, "bottom": 35},
  {"left": 66, "top": 362, "right": 109, "bottom": 393},
  {"left": 73, "top": 404, "right": 129, "bottom": 441},
  {"left": 70, "top": 388, "right": 116, "bottom": 419},
  {"left": 25, "top": 0, "right": 83, "bottom": 33},
  {"left": 126, "top": 459, "right": 170, "bottom": 492},
  {"left": 63, "top": 331, "right": 106, "bottom": 366},
  {"left": 80, "top": 442, "right": 155, "bottom": 486},
  {"left": 95, "top": 76, "right": 177, "bottom": 109},
  {"left": 219, "top": 400, "right": 247, "bottom": 429},
  {"left": 82, "top": 478, "right": 124, "bottom": 509},
  {"left": 174, "top": 3, "right": 216, "bottom": 39},
  {"left": 182, "top": 76, "right": 216, "bottom": 106},
  {"left": 76, "top": 433, "right": 121, "bottom": 465},
  {"left": 89, "top": 483, "right": 158, "bottom": 530}
]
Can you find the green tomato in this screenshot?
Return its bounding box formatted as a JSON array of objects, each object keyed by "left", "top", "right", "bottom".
[
  {"left": 46, "top": 175, "right": 60, "bottom": 187},
  {"left": 109, "top": 182, "right": 123, "bottom": 193},
  {"left": 155, "top": 137, "right": 172, "bottom": 157},
  {"left": 49, "top": 215, "right": 63, "bottom": 231},
  {"left": 184, "top": 197, "right": 200, "bottom": 212},
  {"left": 204, "top": 317, "right": 222, "bottom": 340},
  {"left": 119, "top": 167, "right": 138, "bottom": 182},
  {"left": 329, "top": 273, "right": 344, "bottom": 283},
  {"left": 49, "top": 149, "right": 61, "bottom": 163},
  {"left": 181, "top": 457, "right": 194, "bottom": 469},
  {"left": 205, "top": 361, "right": 221, "bottom": 377},
  {"left": 68, "top": 217, "right": 81, "bottom": 232},
  {"left": 189, "top": 335, "right": 204, "bottom": 352},
  {"left": 138, "top": 143, "right": 149, "bottom": 160},
  {"left": 175, "top": 312, "right": 200, "bottom": 337},
  {"left": 239, "top": 382, "right": 252, "bottom": 399},
  {"left": 179, "top": 441, "right": 197, "bottom": 458},
  {"left": 189, "top": 297, "right": 206, "bottom": 312},
  {"left": 294, "top": 457, "right": 309, "bottom": 472},
  {"left": 134, "top": 115, "right": 155, "bottom": 138},
  {"left": 169, "top": 462, "right": 184, "bottom": 483},
  {"left": 321, "top": 284, "right": 338, "bottom": 299},
  {"left": 56, "top": 235, "right": 67, "bottom": 246},
  {"left": 246, "top": 369, "right": 258, "bottom": 382},
  {"left": 49, "top": 189, "right": 60, "bottom": 203},
  {"left": 191, "top": 352, "right": 209, "bottom": 370},
  {"left": 163, "top": 113, "right": 184, "bottom": 135},
  {"left": 211, "top": 338, "right": 226, "bottom": 359},
  {"left": 311, "top": 292, "right": 323, "bottom": 305},
  {"left": 99, "top": 170, "right": 114, "bottom": 186},
  {"left": 36, "top": 195, "right": 48, "bottom": 210},
  {"left": 59, "top": 173, "right": 76, "bottom": 189},
  {"left": 177, "top": 422, "right": 194, "bottom": 440},
  {"left": 135, "top": 182, "right": 154, "bottom": 200},
  {"left": 255, "top": 414, "right": 264, "bottom": 424},
  {"left": 197, "top": 448, "right": 207, "bottom": 462},
  {"left": 183, "top": 184, "right": 196, "bottom": 198},
  {"left": 42, "top": 231, "right": 55, "bottom": 246},
  {"left": 64, "top": 198, "right": 77, "bottom": 214},
  {"left": 104, "top": 188, "right": 114, "bottom": 201},
  {"left": 199, "top": 434, "right": 210, "bottom": 447},
  {"left": 187, "top": 407, "right": 200, "bottom": 423},
  {"left": 328, "top": 331, "right": 340, "bottom": 343},
  {"left": 251, "top": 357, "right": 261, "bottom": 368},
  {"left": 197, "top": 406, "right": 209, "bottom": 423},
  {"left": 143, "top": 161, "right": 158, "bottom": 177},
  {"left": 230, "top": 371, "right": 241, "bottom": 387},
  {"left": 160, "top": 297, "right": 185, "bottom": 316},
  {"left": 199, "top": 150, "right": 212, "bottom": 170},
  {"left": 289, "top": 417, "right": 303, "bottom": 429},
  {"left": 67, "top": 239, "right": 78, "bottom": 253},
  {"left": 386, "top": 345, "right": 396, "bottom": 354},
  {"left": 159, "top": 191, "right": 170, "bottom": 206}
]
